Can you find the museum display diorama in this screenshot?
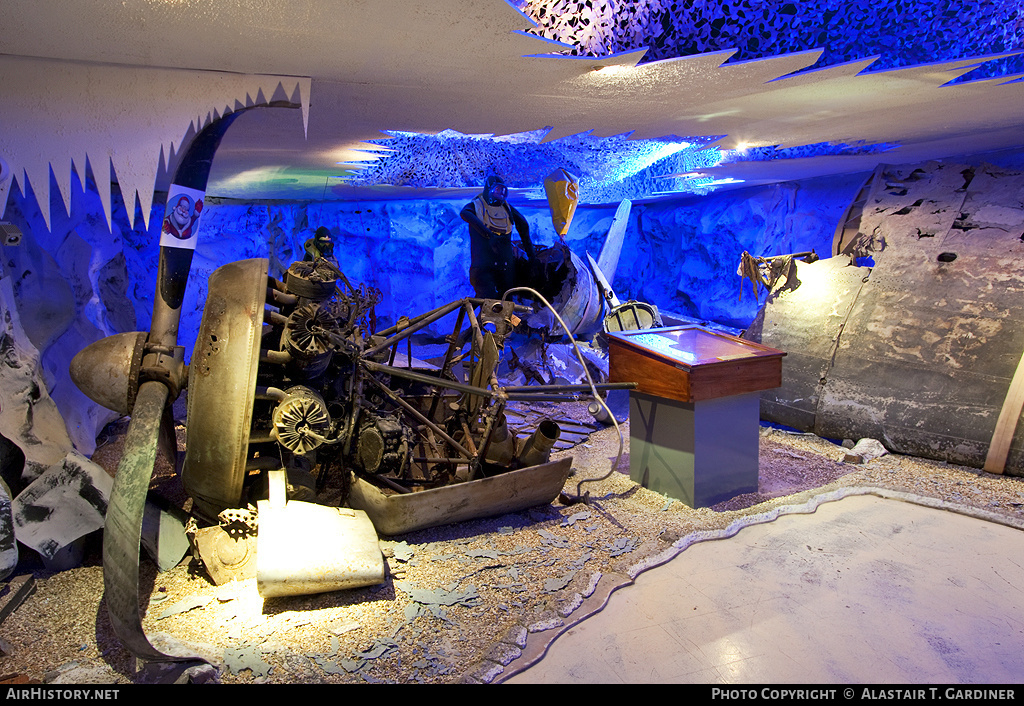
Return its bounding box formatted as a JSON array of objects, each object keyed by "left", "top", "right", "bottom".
[{"left": 1, "top": 0, "right": 1024, "bottom": 686}]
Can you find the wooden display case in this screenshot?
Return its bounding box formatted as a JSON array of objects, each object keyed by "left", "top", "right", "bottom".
[
  {"left": 607, "top": 326, "right": 786, "bottom": 508},
  {"left": 607, "top": 326, "right": 785, "bottom": 403}
]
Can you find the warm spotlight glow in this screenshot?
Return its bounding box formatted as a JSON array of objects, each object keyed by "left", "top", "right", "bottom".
[
  {"left": 789, "top": 261, "right": 836, "bottom": 300},
  {"left": 592, "top": 64, "right": 633, "bottom": 75}
]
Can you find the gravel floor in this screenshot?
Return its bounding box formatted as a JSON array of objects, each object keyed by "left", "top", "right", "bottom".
[{"left": 3, "top": 403, "right": 1024, "bottom": 685}]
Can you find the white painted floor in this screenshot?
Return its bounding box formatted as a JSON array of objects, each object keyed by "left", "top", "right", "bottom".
[{"left": 504, "top": 494, "right": 1024, "bottom": 684}]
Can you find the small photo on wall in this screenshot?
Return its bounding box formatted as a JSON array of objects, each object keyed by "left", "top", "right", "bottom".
[{"left": 160, "top": 184, "right": 206, "bottom": 249}]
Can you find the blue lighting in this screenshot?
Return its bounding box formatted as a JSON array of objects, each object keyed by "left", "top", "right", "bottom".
[
  {"left": 345, "top": 129, "right": 726, "bottom": 203},
  {"left": 596, "top": 140, "right": 692, "bottom": 183},
  {"left": 719, "top": 141, "right": 901, "bottom": 164},
  {"left": 346, "top": 2, "right": 1024, "bottom": 203}
]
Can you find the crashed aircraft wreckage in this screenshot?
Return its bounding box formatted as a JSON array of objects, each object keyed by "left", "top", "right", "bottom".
[{"left": 67, "top": 117, "right": 634, "bottom": 667}]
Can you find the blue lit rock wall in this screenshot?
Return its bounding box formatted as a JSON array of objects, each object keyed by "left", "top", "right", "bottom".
[
  {"left": 195, "top": 180, "right": 866, "bottom": 343},
  {"left": 5, "top": 174, "right": 867, "bottom": 368},
  {"left": 1, "top": 170, "right": 864, "bottom": 456},
  {"left": 1, "top": 175, "right": 144, "bottom": 457},
  {"left": 199, "top": 198, "right": 624, "bottom": 338},
  {"left": 605, "top": 173, "right": 869, "bottom": 327}
]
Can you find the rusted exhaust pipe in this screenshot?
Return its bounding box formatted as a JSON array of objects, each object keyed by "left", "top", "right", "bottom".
[
  {"left": 517, "top": 420, "right": 560, "bottom": 468},
  {"left": 483, "top": 414, "right": 515, "bottom": 467}
]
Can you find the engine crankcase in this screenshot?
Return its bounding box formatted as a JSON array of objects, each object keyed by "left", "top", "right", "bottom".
[{"left": 354, "top": 413, "right": 412, "bottom": 476}]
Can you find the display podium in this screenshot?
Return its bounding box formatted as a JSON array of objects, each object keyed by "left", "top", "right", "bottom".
[{"left": 607, "top": 326, "right": 785, "bottom": 508}]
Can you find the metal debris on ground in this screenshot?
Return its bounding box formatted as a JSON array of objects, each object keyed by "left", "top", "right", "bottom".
[
  {"left": 504, "top": 403, "right": 600, "bottom": 451},
  {"left": 395, "top": 580, "right": 481, "bottom": 620},
  {"left": 11, "top": 414, "right": 1024, "bottom": 684},
  {"left": 157, "top": 594, "right": 213, "bottom": 620},
  {"left": 390, "top": 542, "right": 415, "bottom": 563},
  {"left": 354, "top": 638, "right": 400, "bottom": 661},
  {"left": 223, "top": 645, "right": 272, "bottom": 678},
  {"left": 604, "top": 536, "right": 639, "bottom": 556},
  {"left": 312, "top": 655, "right": 348, "bottom": 676},
  {"left": 563, "top": 510, "right": 591, "bottom": 525},
  {"left": 0, "top": 575, "right": 35, "bottom": 626},
  {"left": 543, "top": 571, "right": 576, "bottom": 592},
  {"left": 537, "top": 529, "right": 570, "bottom": 548}
]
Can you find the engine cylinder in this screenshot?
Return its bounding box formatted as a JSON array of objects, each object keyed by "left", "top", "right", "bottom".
[{"left": 272, "top": 386, "right": 331, "bottom": 454}]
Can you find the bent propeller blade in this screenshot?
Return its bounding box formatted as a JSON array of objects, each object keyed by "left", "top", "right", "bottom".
[{"left": 103, "top": 112, "right": 241, "bottom": 668}]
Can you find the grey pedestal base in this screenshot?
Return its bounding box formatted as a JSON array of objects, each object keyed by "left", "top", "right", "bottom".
[{"left": 629, "top": 391, "right": 759, "bottom": 508}]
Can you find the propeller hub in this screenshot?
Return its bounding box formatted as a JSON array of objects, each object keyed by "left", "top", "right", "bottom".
[{"left": 70, "top": 331, "right": 147, "bottom": 416}]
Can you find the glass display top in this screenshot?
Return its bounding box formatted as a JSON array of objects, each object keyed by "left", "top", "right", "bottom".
[{"left": 611, "top": 326, "right": 774, "bottom": 367}]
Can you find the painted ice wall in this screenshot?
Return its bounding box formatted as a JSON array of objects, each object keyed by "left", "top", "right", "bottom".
[
  {"left": 7, "top": 147, "right": 1024, "bottom": 465},
  {"left": 604, "top": 174, "right": 869, "bottom": 327},
  {"left": 1, "top": 165, "right": 866, "bottom": 458},
  {"left": 6, "top": 175, "right": 868, "bottom": 351}
]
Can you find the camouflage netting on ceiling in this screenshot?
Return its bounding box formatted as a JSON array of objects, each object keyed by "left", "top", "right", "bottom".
[
  {"left": 717, "top": 141, "right": 900, "bottom": 165},
  {"left": 347, "top": 1, "right": 1023, "bottom": 197},
  {"left": 345, "top": 130, "right": 904, "bottom": 199},
  {"left": 346, "top": 129, "right": 725, "bottom": 200},
  {"left": 514, "top": 0, "right": 1024, "bottom": 79}
]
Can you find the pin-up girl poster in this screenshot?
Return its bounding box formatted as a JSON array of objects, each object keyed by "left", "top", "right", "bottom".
[{"left": 159, "top": 184, "right": 205, "bottom": 249}]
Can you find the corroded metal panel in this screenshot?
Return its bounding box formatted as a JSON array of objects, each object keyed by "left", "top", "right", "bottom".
[
  {"left": 182, "top": 259, "right": 268, "bottom": 518},
  {"left": 818, "top": 258, "right": 1024, "bottom": 471},
  {"left": 941, "top": 164, "right": 1024, "bottom": 256},
  {"left": 347, "top": 458, "right": 573, "bottom": 536},
  {"left": 816, "top": 352, "right": 1013, "bottom": 467},
  {"left": 756, "top": 159, "right": 1024, "bottom": 474},
  {"left": 856, "top": 161, "right": 969, "bottom": 245},
  {"left": 750, "top": 256, "right": 869, "bottom": 431},
  {"left": 818, "top": 161, "right": 1024, "bottom": 473}
]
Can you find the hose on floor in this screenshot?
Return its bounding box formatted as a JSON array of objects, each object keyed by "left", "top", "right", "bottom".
[{"left": 501, "top": 285, "right": 624, "bottom": 505}]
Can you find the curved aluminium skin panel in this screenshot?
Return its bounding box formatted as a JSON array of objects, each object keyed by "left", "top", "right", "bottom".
[
  {"left": 754, "top": 161, "right": 1024, "bottom": 474},
  {"left": 182, "top": 258, "right": 268, "bottom": 519},
  {"left": 347, "top": 457, "right": 573, "bottom": 535}
]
